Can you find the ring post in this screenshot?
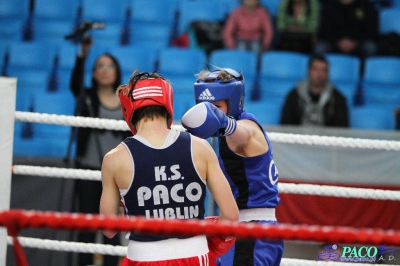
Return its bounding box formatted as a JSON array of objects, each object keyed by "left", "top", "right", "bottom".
[{"left": 0, "top": 77, "right": 17, "bottom": 265}]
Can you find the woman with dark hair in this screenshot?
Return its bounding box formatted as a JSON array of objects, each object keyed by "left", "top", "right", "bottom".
[
  {"left": 276, "top": 0, "right": 320, "bottom": 54},
  {"left": 70, "top": 39, "right": 131, "bottom": 266}
]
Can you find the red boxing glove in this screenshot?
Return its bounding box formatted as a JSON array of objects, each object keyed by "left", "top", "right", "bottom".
[{"left": 205, "top": 216, "right": 236, "bottom": 260}]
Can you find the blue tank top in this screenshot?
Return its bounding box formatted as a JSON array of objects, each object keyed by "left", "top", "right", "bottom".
[
  {"left": 218, "top": 111, "right": 280, "bottom": 209},
  {"left": 122, "top": 131, "right": 206, "bottom": 241}
]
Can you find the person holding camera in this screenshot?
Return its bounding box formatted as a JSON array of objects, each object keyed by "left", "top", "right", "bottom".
[{"left": 69, "top": 37, "right": 131, "bottom": 266}]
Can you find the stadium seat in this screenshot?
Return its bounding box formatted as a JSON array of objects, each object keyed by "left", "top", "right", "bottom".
[
  {"left": 363, "top": 56, "right": 400, "bottom": 85},
  {"left": 260, "top": 0, "right": 281, "bottom": 17},
  {"left": 209, "top": 49, "right": 258, "bottom": 87},
  {"left": 0, "top": 0, "right": 29, "bottom": 19},
  {"left": 88, "top": 22, "right": 123, "bottom": 48},
  {"left": 131, "top": 23, "right": 172, "bottom": 49},
  {"left": 379, "top": 8, "right": 400, "bottom": 34},
  {"left": 0, "top": 19, "right": 25, "bottom": 42},
  {"left": 326, "top": 54, "right": 361, "bottom": 84},
  {"left": 173, "top": 92, "right": 195, "bottom": 122},
  {"left": 350, "top": 105, "right": 395, "bottom": 130},
  {"left": 34, "top": 20, "right": 76, "bottom": 46},
  {"left": 176, "top": 1, "right": 225, "bottom": 35},
  {"left": 260, "top": 51, "right": 309, "bottom": 80},
  {"left": 109, "top": 45, "right": 159, "bottom": 81},
  {"left": 158, "top": 47, "right": 207, "bottom": 94},
  {"left": 259, "top": 79, "right": 297, "bottom": 104},
  {"left": 259, "top": 51, "right": 308, "bottom": 101},
  {"left": 34, "top": 0, "right": 78, "bottom": 21},
  {"left": 8, "top": 41, "right": 55, "bottom": 71},
  {"left": 158, "top": 47, "right": 207, "bottom": 76},
  {"left": 325, "top": 54, "right": 361, "bottom": 106},
  {"left": 244, "top": 100, "right": 284, "bottom": 126},
  {"left": 81, "top": 0, "right": 127, "bottom": 24},
  {"left": 130, "top": 0, "right": 175, "bottom": 26}
]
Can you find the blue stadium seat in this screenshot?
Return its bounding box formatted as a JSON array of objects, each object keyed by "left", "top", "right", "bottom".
[
  {"left": 0, "top": 0, "right": 29, "bottom": 19},
  {"left": 0, "top": 19, "right": 24, "bottom": 41},
  {"left": 32, "top": 91, "right": 75, "bottom": 144},
  {"left": 209, "top": 49, "right": 258, "bottom": 88},
  {"left": 363, "top": 83, "right": 400, "bottom": 105},
  {"left": 0, "top": 0, "right": 29, "bottom": 42},
  {"left": 244, "top": 100, "right": 283, "bottom": 126},
  {"left": 177, "top": 1, "right": 225, "bottom": 34},
  {"left": 8, "top": 41, "right": 55, "bottom": 71},
  {"left": 130, "top": 0, "right": 175, "bottom": 26},
  {"left": 326, "top": 54, "right": 361, "bottom": 84},
  {"left": 364, "top": 56, "right": 400, "bottom": 85},
  {"left": 259, "top": 79, "right": 297, "bottom": 104},
  {"left": 34, "top": 20, "right": 76, "bottom": 45},
  {"left": 325, "top": 54, "right": 361, "bottom": 106},
  {"left": 88, "top": 22, "right": 123, "bottom": 48},
  {"left": 363, "top": 56, "right": 400, "bottom": 105},
  {"left": 33, "top": 0, "right": 78, "bottom": 21},
  {"left": 109, "top": 45, "right": 159, "bottom": 81},
  {"left": 13, "top": 90, "right": 76, "bottom": 158},
  {"left": 173, "top": 92, "right": 194, "bottom": 122},
  {"left": 350, "top": 105, "right": 395, "bottom": 130},
  {"left": 211, "top": 0, "right": 239, "bottom": 18},
  {"left": 131, "top": 23, "right": 172, "bottom": 49},
  {"left": 260, "top": 51, "right": 309, "bottom": 80},
  {"left": 260, "top": 0, "right": 281, "bottom": 17},
  {"left": 81, "top": 0, "right": 127, "bottom": 24},
  {"left": 57, "top": 43, "right": 78, "bottom": 73},
  {"left": 158, "top": 47, "right": 207, "bottom": 94},
  {"left": 158, "top": 47, "right": 207, "bottom": 76},
  {"left": 379, "top": 7, "right": 400, "bottom": 34},
  {"left": 259, "top": 51, "right": 308, "bottom": 101}
]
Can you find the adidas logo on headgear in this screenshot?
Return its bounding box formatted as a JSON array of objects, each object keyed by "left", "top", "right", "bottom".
[{"left": 198, "top": 89, "right": 215, "bottom": 101}]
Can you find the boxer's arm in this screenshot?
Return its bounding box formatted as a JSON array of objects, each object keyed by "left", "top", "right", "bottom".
[
  {"left": 181, "top": 102, "right": 236, "bottom": 139},
  {"left": 100, "top": 150, "right": 121, "bottom": 238}
]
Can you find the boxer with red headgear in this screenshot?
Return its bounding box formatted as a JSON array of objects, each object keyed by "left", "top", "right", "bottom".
[{"left": 100, "top": 70, "right": 238, "bottom": 266}]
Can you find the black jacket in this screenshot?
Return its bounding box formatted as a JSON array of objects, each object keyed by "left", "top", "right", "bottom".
[
  {"left": 318, "top": 0, "right": 378, "bottom": 43},
  {"left": 280, "top": 86, "right": 349, "bottom": 127},
  {"left": 70, "top": 56, "right": 131, "bottom": 160}
]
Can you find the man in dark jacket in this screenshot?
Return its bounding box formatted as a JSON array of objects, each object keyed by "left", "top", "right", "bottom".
[
  {"left": 280, "top": 55, "right": 349, "bottom": 127},
  {"left": 314, "top": 0, "right": 378, "bottom": 58}
]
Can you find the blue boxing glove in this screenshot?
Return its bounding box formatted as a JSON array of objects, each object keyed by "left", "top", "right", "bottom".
[{"left": 181, "top": 102, "right": 237, "bottom": 139}]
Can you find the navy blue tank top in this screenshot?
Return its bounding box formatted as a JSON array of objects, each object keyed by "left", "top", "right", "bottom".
[
  {"left": 121, "top": 131, "right": 206, "bottom": 241},
  {"left": 218, "top": 111, "right": 280, "bottom": 209}
]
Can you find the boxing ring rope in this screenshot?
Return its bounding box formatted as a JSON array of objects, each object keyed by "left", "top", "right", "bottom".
[
  {"left": 11, "top": 165, "right": 400, "bottom": 200},
  {"left": 5, "top": 109, "right": 400, "bottom": 265},
  {"left": 15, "top": 111, "right": 400, "bottom": 151},
  {"left": 1, "top": 209, "right": 400, "bottom": 266}
]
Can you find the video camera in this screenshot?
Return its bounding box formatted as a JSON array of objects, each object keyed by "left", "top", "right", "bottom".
[{"left": 65, "top": 20, "right": 106, "bottom": 44}]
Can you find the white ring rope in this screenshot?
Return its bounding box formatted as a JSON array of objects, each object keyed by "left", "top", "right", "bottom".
[
  {"left": 15, "top": 111, "right": 400, "bottom": 151},
  {"left": 12, "top": 165, "right": 400, "bottom": 201},
  {"left": 7, "top": 236, "right": 398, "bottom": 266}
]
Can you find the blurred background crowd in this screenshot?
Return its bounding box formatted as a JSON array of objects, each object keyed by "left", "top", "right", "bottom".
[{"left": 1, "top": 0, "right": 400, "bottom": 159}]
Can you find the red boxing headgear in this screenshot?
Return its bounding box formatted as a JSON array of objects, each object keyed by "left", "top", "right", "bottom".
[{"left": 119, "top": 76, "right": 174, "bottom": 135}]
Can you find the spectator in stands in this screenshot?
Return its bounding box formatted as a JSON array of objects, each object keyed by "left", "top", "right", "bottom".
[
  {"left": 314, "top": 0, "right": 378, "bottom": 59},
  {"left": 276, "top": 0, "right": 320, "bottom": 54},
  {"left": 280, "top": 54, "right": 349, "bottom": 127},
  {"left": 222, "top": 0, "right": 274, "bottom": 54},
  {"left": 69, "top": 38, "right": 130, "bottom": 266}
]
